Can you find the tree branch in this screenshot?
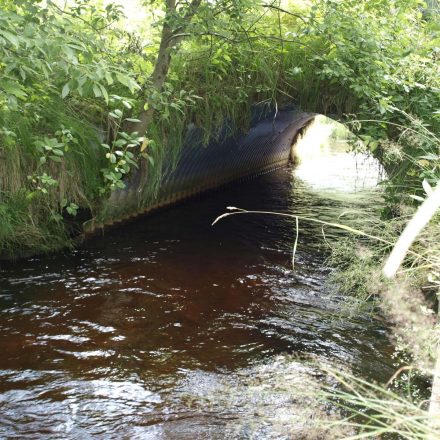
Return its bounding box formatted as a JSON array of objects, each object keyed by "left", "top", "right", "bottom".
[
  {"left": 48, "top": 1, "right": 117, "bottom": 32},
  {"left": 261, "top": 3, "right": 310, "bottom": 25}
]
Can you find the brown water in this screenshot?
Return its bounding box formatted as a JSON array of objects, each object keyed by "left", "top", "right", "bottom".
[{"left": 0, "top": 155, "right": 392, "bottom": 438}]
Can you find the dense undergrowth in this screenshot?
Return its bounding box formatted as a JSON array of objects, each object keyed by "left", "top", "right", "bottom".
[{"left": 0, "top": 0, "right": 142, "bottom": 256}]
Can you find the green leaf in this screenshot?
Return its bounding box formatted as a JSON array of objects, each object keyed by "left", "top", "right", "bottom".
[
  {"left": 98, "top": 83, "right": 109, "bottom": 103},
  {"left": 105, "top": 72, "right": 114, "bottom": 85},
  {"left": 0, "top": 80, "right": 27, "bottom": 99},
  {"left": 66, "top": 202, "right": 79, "bottom": 216},
  {"left": 116, "top": 73, "right": 139, "bottom": 94},
  {"left": 93, "top": 83, "right": 102, "bottom": 98},
  {"left": 61, "top": 83, "right": 70, "bottom": 99},
  {"left": 62, "top": 45, "right": 77, "bottom": 63},
  {"left": 369, "top": 141, "right": 378, "bottom": 152},
  {"left": 419, "top": 154, "right": 439, "bottom": 161},
  {"left": 0, "top": 30, "right": 20, "bottom": 48},
  {"left": 116, "top": 73, "right": 130, "bottom": 88},
  {"left": 113, "top": 139, "right": 127, "bottom": 147}
]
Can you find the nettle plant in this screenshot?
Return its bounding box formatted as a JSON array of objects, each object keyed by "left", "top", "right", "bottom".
[{"left": 100, "top": 95, "right": 145, "bottom": 193}]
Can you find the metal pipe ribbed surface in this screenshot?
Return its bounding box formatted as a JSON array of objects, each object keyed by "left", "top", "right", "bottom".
[{"left": 84, "top": 110, "right": 316, "bottom": 233}]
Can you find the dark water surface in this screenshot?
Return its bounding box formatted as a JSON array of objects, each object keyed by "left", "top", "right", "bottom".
[{"left": 0, "top": 156, "right": 392, "bottom": 438}]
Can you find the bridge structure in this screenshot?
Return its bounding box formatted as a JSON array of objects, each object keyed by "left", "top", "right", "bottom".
[{"left": 83, "top": 109, "right": 317, "bottom": 235}]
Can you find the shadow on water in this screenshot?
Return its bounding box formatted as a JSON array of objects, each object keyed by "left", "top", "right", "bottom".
[{"left": 0, "top": 134, "right": 392, "bottom": 438}]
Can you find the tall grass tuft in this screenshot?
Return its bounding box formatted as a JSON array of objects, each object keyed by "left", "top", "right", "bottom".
[{"left": 321, "top": 369, "right": 439, "bottom": 440}]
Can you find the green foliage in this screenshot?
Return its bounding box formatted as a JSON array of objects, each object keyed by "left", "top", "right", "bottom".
[
  {"left": 284, "top": 0, "right": 440, "bottom": 207},
  {"left": 0, "top": 0, "right": 140, "bottom": 255},
  {"left": 0, "top": 1, "right": 138, "bottom": 106}
]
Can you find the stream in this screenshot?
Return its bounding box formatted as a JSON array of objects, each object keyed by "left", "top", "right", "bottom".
[{"left": 0, "top": 136, "right": 393, "bottom": 439}]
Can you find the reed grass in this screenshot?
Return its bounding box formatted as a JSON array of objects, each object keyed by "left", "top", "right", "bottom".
[{"left": 321, "top": 369, "right": 439, "bottom": 440}]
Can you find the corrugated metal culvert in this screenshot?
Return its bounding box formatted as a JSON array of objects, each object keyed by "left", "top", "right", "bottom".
[{"left": 85, "top": 109, "right": 316, "bottom": 234}]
